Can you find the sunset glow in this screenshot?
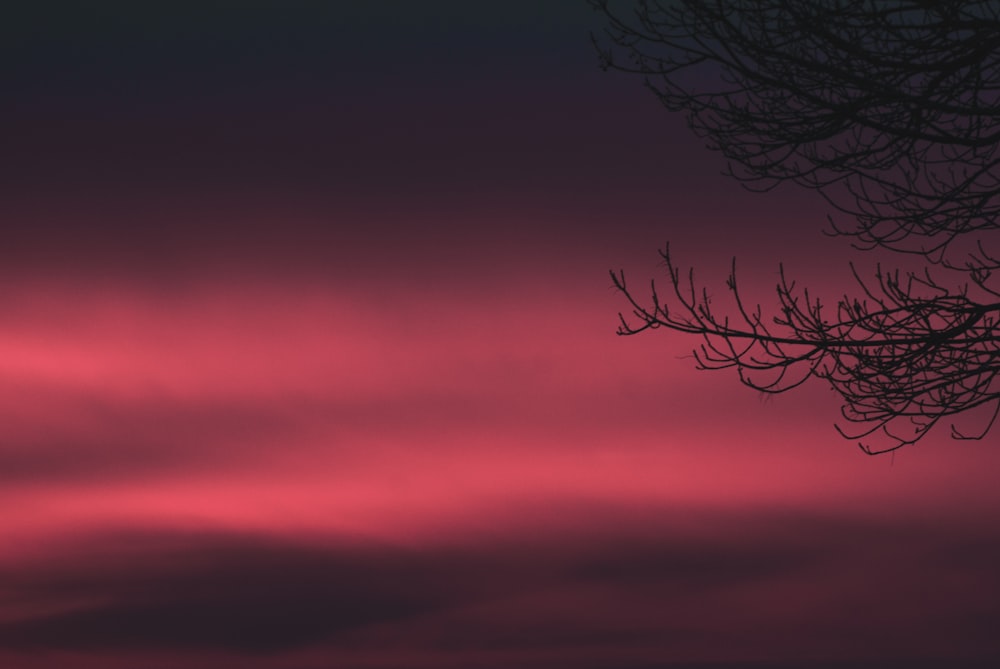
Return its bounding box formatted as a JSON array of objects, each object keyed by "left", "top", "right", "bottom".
[{"left": 3, "top": 3, "right": 999, "bottom": 668}]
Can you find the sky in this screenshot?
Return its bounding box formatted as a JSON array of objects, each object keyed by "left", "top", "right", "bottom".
[{"left": 3, "top": 2, "right": 1000, "bottom": 668}]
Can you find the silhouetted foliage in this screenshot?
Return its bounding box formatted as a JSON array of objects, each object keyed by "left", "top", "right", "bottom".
[{"left": 592, "top": 0, "right": 1000, "bottom": 453}]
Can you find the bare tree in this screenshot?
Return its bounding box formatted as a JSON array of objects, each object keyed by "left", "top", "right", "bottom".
[{"left": 592, "top": 0, "right": 1000, "bottom": 453}]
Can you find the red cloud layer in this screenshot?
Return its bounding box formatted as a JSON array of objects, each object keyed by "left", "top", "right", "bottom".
[{"left": 1, "top": 271, "right": 999, "bottom": 667}]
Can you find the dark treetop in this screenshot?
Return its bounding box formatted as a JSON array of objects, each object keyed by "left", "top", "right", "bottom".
[{"left": 593, "top": 0, "right": 1000, "bottom": 453}]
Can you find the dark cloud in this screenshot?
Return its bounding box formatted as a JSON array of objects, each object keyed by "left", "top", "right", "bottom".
[
  {"left": 2, "top": 509, "right": 999, "bottom": 663},
  {"left": 0, "top": 531, "right": 460, "bottom": 653}
]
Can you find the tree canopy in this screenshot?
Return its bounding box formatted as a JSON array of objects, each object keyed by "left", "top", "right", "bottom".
[{"left": 592, "top": 0, "right": 1000, "bottom": 453}]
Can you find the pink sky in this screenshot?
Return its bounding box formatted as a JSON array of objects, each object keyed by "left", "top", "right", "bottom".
[
  {"left": 3, "top": 3, "right": 1000, "bottom": 667},
  {"left": 2, "top": 206, "right": 999, "bottom": 667}
]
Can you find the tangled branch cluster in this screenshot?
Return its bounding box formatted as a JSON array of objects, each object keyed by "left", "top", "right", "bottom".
[
  {"left": 594, "top": 1, "right": 1000, "bottom": 451},
  {"left": 593, "top": 0, "right": 1000, "bottom": 267},
  {"left": 613, "top": 247, "right": 1000, "bottom": 453}
]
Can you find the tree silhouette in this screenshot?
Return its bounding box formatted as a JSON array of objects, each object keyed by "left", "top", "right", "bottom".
[{"left": 591, "top": 0, "right": 1000, "bottom": 453}]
